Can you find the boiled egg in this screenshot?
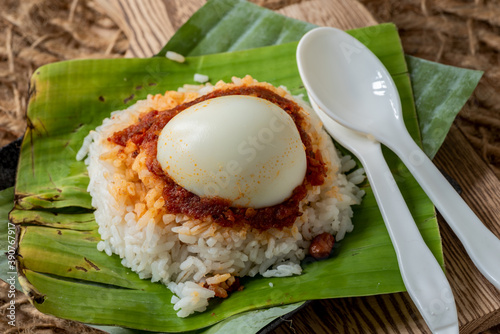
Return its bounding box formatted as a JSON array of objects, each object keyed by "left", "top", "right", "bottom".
[{"left": 156, "top": 95, "right": 307, "bottom": 208}]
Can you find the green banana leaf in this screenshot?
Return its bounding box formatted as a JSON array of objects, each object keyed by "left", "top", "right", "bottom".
[
  {"left": 156, "top": 0, "right": 316, "bottom": 58},
  {"left": 7, "top": 0, "right": 482, "bottom": 332},
  {"left": 405, "top": 55, "right": 483, "bottom": 158}
]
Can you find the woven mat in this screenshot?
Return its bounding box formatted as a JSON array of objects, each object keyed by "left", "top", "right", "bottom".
[{"left": 0, "top": 0, "right": 498, "bottom": 333}]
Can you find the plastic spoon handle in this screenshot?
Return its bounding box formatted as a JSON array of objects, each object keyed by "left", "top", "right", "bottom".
[
  {"left": 314, "top": 102, "right": 459, "bottom": 333},
  {"left": 385, "top": 126, "right": 500, "bottom": 290},
  {"left": 360, "top": 142, "right": 458, "bottom": 334}
]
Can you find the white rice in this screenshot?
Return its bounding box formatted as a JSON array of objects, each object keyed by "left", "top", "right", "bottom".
[
  {"left": 194, "top": 73, "right": 209, "bottom": 83},
  {"left": 77, "top": 76, "right": 365, "bottom": 317},
  {"left": 166, "top": 51, "right": 185, "bottom": 63}
]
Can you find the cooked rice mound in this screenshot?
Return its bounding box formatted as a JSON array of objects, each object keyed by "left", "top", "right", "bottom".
[{"left": 77, "top": 76, "right": 365, "bottom": 317}]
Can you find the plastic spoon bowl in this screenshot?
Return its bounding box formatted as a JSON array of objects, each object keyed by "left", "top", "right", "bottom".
[
  {"left": 308, "top": 96, "right": 458, "bottom": 333},
  {"left": 297, "top": 27, "right": 500, "bottom": 291}
]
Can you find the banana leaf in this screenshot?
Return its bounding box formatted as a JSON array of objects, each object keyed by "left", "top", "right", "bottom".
[
  {"left": 8, "top": 0, "right": 482, "bottom": 332},
  {"left": 156, "top": 0, "right": 316, "bottom": 58},
  {"left": 405, "top": 55, "right": 483, "bottom": 158}
]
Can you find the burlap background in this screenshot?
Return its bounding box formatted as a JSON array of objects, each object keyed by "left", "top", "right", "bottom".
[{"left": 0, "top": 0, "right": 498, "bottom": 333}]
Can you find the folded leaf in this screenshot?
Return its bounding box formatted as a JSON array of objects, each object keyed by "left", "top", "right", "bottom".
[
  {"left": 157, "top": 0, "right": 315, "bottom": 57},
  {"left": 406, "top": 55, "right": 483, "bottom": 158}
]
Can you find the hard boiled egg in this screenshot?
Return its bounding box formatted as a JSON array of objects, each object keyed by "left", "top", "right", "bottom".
[{"left": 157, "top": 95, "right": 307, "bottom": 208}]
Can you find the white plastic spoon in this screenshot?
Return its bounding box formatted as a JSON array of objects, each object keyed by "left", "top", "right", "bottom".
[
  {"left": 308, "top": 96, "right": 458, "bottom": 333},
  {"left": 297, "top": 27, "right": 500, "bottom": 291}
]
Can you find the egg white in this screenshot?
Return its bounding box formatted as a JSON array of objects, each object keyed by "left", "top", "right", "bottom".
[{"left": 157, "top": 95, "right": 307, "bottom": 208}]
